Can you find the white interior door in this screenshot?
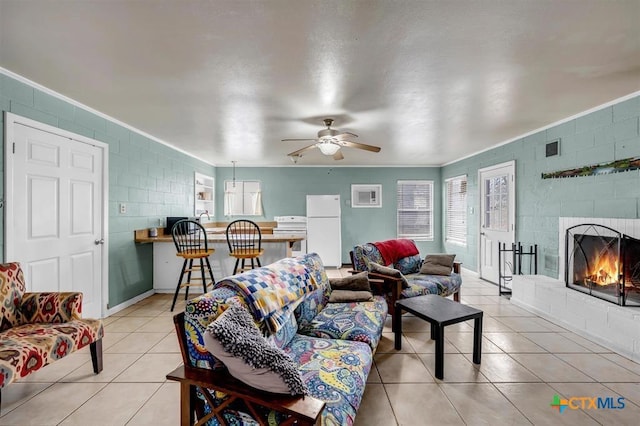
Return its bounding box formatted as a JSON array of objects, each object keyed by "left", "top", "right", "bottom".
[
  {"left": 479, "top": 161, "right": 515, "bottom": 284},
  {"left": 5, "top": 113, "right": 108, "bottom": 318}
]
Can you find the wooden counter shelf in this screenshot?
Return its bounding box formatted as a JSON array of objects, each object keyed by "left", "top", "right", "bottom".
[
  {"left": 134, "top": 222, "right": 306, "bottom": 291},
  {"left": 134, "top": 228, "right": 302, "bottom": 245}
]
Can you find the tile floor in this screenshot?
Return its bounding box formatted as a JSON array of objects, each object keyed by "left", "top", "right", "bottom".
[{"left": 2, "top": 270, "right": 640, "bottom": 425}]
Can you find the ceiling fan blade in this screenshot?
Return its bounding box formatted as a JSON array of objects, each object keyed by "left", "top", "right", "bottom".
[
  {"left": 287, "top": 144, "right": 317, "bottom": 157},
  {"left": 333, "top": 150, "right": 344, "bottom": 161},
  {"left": 340, "top": 140, "right": 381, "bottom": 153},
  {"left": 335, "top": 132, "right": 358, "bottom": 140},
  {"left": 282, "top": 138, "right": 318, "bottom": 142}
]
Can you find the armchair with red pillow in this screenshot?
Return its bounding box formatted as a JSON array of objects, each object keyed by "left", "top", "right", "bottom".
[{"left": 350, "top": 240, "right": 462, "bottom": 328}]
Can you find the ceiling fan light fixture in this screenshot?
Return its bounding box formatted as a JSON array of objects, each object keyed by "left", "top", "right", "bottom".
[
  {"left": 317, "top": 142, "right": 340, "bottom": 156},
  {"left": 284, "top": 118, "right": 380, "bottom": 160}
]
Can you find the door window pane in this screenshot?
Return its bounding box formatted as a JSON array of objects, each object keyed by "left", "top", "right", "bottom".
[{"left": 484, "top": 175, "right": 508, "bottom": 231}]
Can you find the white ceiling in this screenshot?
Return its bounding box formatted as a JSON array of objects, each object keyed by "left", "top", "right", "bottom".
[{"left": 1, "top": 0, "right": 639, "bottom": 167}]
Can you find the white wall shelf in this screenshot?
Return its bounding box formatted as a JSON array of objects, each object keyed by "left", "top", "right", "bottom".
[{"left": 195, "top": 172, "right": 214, "bottom": 217}]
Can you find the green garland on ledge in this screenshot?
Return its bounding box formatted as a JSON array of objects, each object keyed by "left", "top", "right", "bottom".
[{"left": 541, "top": 156, "right": 640, "bottom": 179}]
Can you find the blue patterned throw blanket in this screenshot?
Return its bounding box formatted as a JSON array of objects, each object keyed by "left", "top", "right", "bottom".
[{"left": 219, "top": 259, "right": 318, "bottom": 333}]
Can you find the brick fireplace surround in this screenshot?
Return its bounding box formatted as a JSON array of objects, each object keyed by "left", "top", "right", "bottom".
[{"left": 511, "top": 217, "right": 640, "bottom": 363}]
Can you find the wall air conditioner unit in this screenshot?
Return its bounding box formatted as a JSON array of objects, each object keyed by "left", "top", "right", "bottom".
[{"left": 351, "top": 184, "right": 382, "bottom": 208}]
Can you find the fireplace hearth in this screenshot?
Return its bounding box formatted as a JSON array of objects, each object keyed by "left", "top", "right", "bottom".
[{"left": 565, "top": 224, "right": 640, "bottom": 306}]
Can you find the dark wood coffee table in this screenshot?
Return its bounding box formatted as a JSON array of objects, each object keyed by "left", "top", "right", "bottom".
[{"left": 394, "top": 294, "right": 483, "bottom": 380}]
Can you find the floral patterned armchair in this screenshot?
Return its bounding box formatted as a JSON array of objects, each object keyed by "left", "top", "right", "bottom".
[
  {"left": 0, "top": 262, "right": 104, "bottom": 407},
  {"left": 350, "top": 241, "right": 462, "bottom": 329}
]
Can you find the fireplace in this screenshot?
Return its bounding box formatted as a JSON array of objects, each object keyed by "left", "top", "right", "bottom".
[{"left": 565, "top": 224, "right": 640, "bottom": 306}]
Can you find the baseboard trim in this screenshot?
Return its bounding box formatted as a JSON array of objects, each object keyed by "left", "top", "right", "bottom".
[
  {"left": 460, "top": 267, "right": 479, "bottom": 278},
  {"left": 105, "top": 289, "right": 155, "bottom": 317}
]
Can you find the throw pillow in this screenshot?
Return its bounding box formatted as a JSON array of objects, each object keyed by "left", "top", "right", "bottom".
[
  {"left": 204, "top": 304, "right": 307, "bottom": 395},
  {"left": 329, "top": 271, "right": 373, "bottom": 302},
  {"left": 329, "top": 289, "right": 373, "bottom": 303},
  {"left": 329, "top": 271, "right": 371, "bottom": 292},
  {"left": 368, "top": 262, "right": 410, "bottom": 288},
  {"left": 394, "top": 254, "right": 423, "bottom": 275},
  {"left": 420, "top": 254, "right": 456, "bottom": 276}
]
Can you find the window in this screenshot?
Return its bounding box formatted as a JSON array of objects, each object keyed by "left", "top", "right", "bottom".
[
  {"left": 397, "top": 180, "right": 433, "bottom": 240},
  {"left": 445, "top": 175, "right": 467, "bottom": 245},
  {"left": 224, "top": 180, "right": 262, "bottom": 216}
]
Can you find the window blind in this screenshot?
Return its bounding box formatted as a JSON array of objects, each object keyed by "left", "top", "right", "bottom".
[
  {"left": 397, "top": 180, "right": 433, "bottom": 240},
  {"left": 445, "top": 175, "right": 467, "bottom": 245}
]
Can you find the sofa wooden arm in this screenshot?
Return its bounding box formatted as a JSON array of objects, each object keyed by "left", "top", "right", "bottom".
[
  {"left": 171, "top": 312, "right": 324, "bottom": 426},
  {"left": 363, "top": 272, "right": 403, "bottom": 317},
  {"left": 366, "top": 272, "right": 403, "bottom": 296},
  {"left": 167, "top": 365, "right": 325, "bottom": 426},
  {"left": 347, "top": 270, "right": 402, "bottom": 305}
]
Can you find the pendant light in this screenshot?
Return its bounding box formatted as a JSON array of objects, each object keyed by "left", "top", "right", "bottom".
[{"left": 231, "top": 160, "right": 237, "bottom": 187}]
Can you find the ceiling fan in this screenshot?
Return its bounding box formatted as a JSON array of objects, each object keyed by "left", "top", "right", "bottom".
[{"left": 283, "top": 118, "right": 381, "bottom": 161}]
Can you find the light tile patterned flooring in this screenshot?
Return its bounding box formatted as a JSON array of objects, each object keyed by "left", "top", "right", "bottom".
[{"left": 2, "top": 270, "right": 640, "bottom": 425}]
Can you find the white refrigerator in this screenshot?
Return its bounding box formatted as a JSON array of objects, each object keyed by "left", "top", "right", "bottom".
[{"left": 306, "top": 195, "right": 342, "bottom": 267}]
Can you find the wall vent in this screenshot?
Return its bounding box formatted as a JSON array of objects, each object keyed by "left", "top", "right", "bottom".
[{"left": 546, "top": 139, "right": 560, "bottom": 157}]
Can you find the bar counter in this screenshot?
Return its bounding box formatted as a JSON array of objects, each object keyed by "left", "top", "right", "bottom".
[
  {"left": 134, "top": 230, "right": 303, "bottom": 245},
  {"left": 134, "top": 227, "right": 305, "bottom": 293}
]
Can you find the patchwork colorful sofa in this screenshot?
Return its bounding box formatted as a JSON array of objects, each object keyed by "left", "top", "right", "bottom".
[
  {"left": 0, "top": 262, "right": 104, "bottom": 406},
  {"left": 169, "top": 252, "right": 387, "bottom": 425},
  {"left": 351, "top": 240, "right": 462, "bottom": 327}
]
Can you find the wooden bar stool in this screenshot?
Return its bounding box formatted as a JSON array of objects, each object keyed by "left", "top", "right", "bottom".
[
  {"left": 226, "top": 220, "right": 265, "bottom": 274},
  {"left": 170, "top": 219, "right": 215, "bottom": 311}
]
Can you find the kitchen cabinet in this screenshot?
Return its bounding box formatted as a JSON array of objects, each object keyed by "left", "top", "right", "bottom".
[{"left": 195, "top": 172, "right": 214, "bottom": 217}]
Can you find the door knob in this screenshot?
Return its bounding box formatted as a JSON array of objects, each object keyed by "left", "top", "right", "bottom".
[
  {"left": 480, "top": 232, "right": 486, "bottom": 236},
  {"left": 94, "top": 239, "right": 105, "bottom": 245}
]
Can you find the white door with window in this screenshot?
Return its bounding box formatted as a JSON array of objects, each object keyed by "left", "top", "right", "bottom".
[
  {"left": 5, "top": 113, "right": 108, "bottom": 318},
  {"left": 479, "top": 161, "right": 515, "bottom": 284}
]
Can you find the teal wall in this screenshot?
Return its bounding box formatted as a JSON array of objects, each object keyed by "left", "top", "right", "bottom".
[
  {"left": 442, "top": 95, "right": 640, "bottom": 277},
  {"left": 0, "top": 72, "right": 215, "bottom": 308},
  {"left": 214, "top": 166, "right": 444, "bottom": 263},
  {"left": 3, "top": 69, "right": 638, "bottom": 307}
]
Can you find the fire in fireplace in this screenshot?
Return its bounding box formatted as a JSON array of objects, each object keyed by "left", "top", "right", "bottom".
[
  {"left": 573, "top": 234, "right": 619, "bottom": 286},
  {"left": 565, "top": 224, "right": 640, "bottom": 307}
]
